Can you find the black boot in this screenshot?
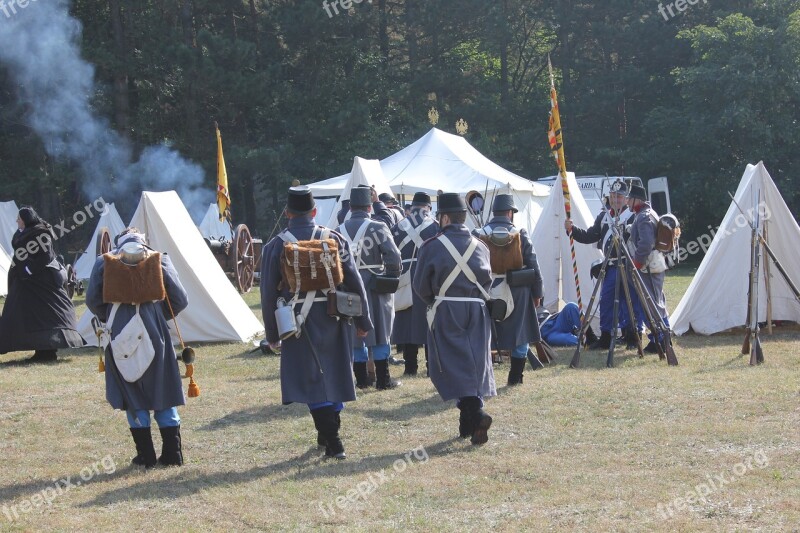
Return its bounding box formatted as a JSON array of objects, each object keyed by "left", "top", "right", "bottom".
[
  {"left": 591, "top": 331, "right": 612, "bottom": 350},
  {"left": 375, "top": 359, "right": 401, "bottom": 390},
  {"left": 312, "top": 407, "right": 345, "bottom": 459},
  {"left": 403, "top": 344, "right": 419, "bottom": 376},
  {"left": 130, "top": 427, "right": 157, "bottom": 468},
  {"left": 28, "top": 350, "right": 57, "bottom": 363},
  {"left": 157, "top": 426, "right": 184, "bottom": 466},
  {"left": 507, "top": 357, "right": 525, "bottom": 386},
  {"left": 353, "top": 362, "right": 369, "bottom": 389},
  {"left": 625, "top": 327, "right": 640, "bottom": 350},
  {"left": 461, "top": 397, "right": 492, "bottom": 446},
  {"left": 584, "top": 325, "right": 599, "bottom": 346},
  {"left": 457, "top": 402, "right": 472, "bottom": 439}
]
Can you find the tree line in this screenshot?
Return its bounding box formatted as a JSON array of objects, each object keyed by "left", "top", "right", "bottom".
[{"left": 0, "top": 0, "right": 798, "bottom": 256}]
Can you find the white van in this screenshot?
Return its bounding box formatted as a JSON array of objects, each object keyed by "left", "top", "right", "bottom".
[{"left": 536, "top": 174, "right": 672, "bottom": 218}]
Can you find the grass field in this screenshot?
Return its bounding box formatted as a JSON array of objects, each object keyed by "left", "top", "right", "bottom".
[{"left": 1, "top": 265, "right": 798, "bottom": 532}]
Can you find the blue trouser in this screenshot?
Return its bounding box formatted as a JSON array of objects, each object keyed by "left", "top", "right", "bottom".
[
  {"left": 127, "top": 407, "right": 180, "bottom": 428},
  {"left": 626, "top": 271, "right": 646, "bottom": 332},
  {"left": 602, "top": 265, "right": 643, "bottom": 333},
  {"left": 308, "top": 402, "right": 344, "bottom": 412},
  {"left": 353, "top": 343, "right": 390, "bottom": 363},
  {"left": 540, "top": 302, "right": 582, "bottom": 346},
  {"left": 510, "top": 344, "right": 527, "bottom": 359},
  {"left": 648, "top": 316, "right": 671, "bottom": 343}
]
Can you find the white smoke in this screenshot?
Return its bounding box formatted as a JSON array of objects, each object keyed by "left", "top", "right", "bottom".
[{"left": 0, "top": 0, "right": 210, "bottom": 220}]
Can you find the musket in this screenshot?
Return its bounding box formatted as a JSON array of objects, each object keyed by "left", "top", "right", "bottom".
[
  {"left": 728, "top": 192, "right": 800, "bottom": 305},
  {"left": 748, "top": 190, "right": 764, "bottom": 365}
]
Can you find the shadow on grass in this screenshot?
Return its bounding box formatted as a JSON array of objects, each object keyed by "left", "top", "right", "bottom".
[
  {"left": 0, "top": 357, "right": 74, "bottom": 368},
  {"left": 78, "top": 437, "right": 461, "bottom": 508},
  {"left": 0, "top": 463, "right": 129, "bottom": 504},
  {"left": 359, "top": 393, "right": 450, "bottom": 422},
  {"left": 197, "top": 402, "right": 308, "bottom": 432}
]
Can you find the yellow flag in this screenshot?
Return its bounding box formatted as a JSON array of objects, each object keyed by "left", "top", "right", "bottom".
[{"left": 216, "top": 124, "right": 231, "bottom": 222}]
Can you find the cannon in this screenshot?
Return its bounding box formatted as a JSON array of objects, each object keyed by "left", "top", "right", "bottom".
[{"left": 204, "top": 224, "right": 262, "bottom": 293}]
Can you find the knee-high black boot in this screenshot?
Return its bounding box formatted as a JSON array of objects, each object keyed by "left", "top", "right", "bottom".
[
  {"left": 456, "top": 402, "right": 473, "bottom": 439},
  {"left": 158, "top": 426, "right": 184, "bottom": 466},
  {"left": 311, "top": 406, "right": 345, "bottom": 459},
  {"left": 130, "top": 427, "right": 157, "bottom": 468},
  {"left": 403, "top": 344, "right": 419, "bottom": 376},
  {"left": 353, "top": 362, "right": 369, "bottom": 389},
  {"left": 460, "top": 397, "right": 492, "bottom": 445},
  {"left": 376, "top": 359, "right": 401, "bottom": 390},
  {"left": 507, "top": 357, "right": 526, "bottom": 386}
]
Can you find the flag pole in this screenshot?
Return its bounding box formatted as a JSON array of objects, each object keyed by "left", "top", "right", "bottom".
[
  {"left": 215, "top": 121, "right": 233, "bottom": 235},
  {"left": 548, "top": 56, "right": 584, "bottom": 313}
]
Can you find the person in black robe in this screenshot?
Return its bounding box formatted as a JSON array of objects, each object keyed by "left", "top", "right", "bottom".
[{"left": 0, "top": 207, "right": 82, "bottom": 362}]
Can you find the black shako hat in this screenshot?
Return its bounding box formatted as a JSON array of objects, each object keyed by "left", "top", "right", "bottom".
[
  {"left": 378, "top": 192, "right": 396, "bottom": 204},
  {"left": 628, "top": 184, "right": 647, "bottom": 202},
  {"left": 437, "top": 193, "right": 467, "bottom": 214},
  {"left": 609, "top": 179, "right": 629, "bottom": 195},
  {"left": 18, "top": 206, "right": 41, "bottom": 228},
  {"left": 492, "top": 193, "right": 518, "bottom": 214},
  {"left": 411, "top": 192, "right": 431, "bottom": 206},
  {"left": 286, "top": 186, "right": 316, "bottom": 215},
  {"left": 350, "top": 186, "right": 372, "bottom": 208}
]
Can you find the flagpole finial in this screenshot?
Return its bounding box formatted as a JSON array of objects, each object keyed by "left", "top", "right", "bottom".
[{"left": 214, "top": 120, "right": 219, "bottom": 131}]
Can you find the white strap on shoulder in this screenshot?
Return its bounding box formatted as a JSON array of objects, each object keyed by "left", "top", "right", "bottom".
[
  {"left": 278, "top": 230, "right": 298, "bottom": 244},
  {"left": 438, "top": 236, "right": 491, "bottom": 301},
  {"left": 106, "top": 302, "right": 140, "bottom": 330}
]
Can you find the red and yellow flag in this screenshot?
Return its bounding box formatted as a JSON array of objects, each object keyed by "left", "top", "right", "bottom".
[
  {"left": 215, "top": 123, "right": 231, "bottom": 222},
  {"left": 547, "top": 56, "right": 583, "bottom": 312}
]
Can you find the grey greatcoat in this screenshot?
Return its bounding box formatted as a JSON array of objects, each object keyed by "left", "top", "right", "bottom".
[
  {"left": 390, "top": 208, "right": 440, "bottom": 345},
  {"left": 476, "top": 216, "right": 544, "bottom": 349},
  {"left": 261, "top": 215, "right": 373, "bottom": 405},
  {"left": 413, "top": 224, "right": 496, "bottom": 402},
  {"left": 86, "top": 249, "right": 188, "bottom": 412},
  {"left": 629, "top": 203, "right": 668, "bottom": 320},
  {"left": 338, "top": 211, "right": 401, "bottom": 347}
]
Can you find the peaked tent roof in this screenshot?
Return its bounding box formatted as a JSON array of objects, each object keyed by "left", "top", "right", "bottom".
[
  {"left": 74, "top": 203, "right": 126, "bottom": 280},
  {"left": 0, "top": 200, "right": 19, "bottom": 257},
  {"left": 77, "top": 191, "right": 264, "bottom": 345},
  {"left": 0, "top": 246, "right": 10, "bottom": 297},
  {"left": 531, "top": 173, "right": 603, "bottom": 322},
  {"left": 306, "top": 128, "right": 549, "bottom": 232},
  {"left": 671, "top": 162, "right": 800, "bottom": 335},
  {"left": 322, "top": 157, "right": 394, "bottom": 228},
  {"left": 198, "top": 203, "right": 234, "bottom": 241}
]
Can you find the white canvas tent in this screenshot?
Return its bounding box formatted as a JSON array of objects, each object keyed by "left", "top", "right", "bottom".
[
  {"left": 531, "top": 173, "right": 603, "bottom": 323},
  {"left": 318, "top": 157, "right": 394, "bottom": 228},
  {"left": 198, "top": 203, "right": 234, "bottom": 241},
  {"left": 671, "top": 162, "right": 800, "bottom": 335},
  {"left": 73, "top": 203, "right": 126, "bottom": 280},
  {"left": 0, "top": 200, "right": 19, "bottom": 257},
  {"left": 0, "top": 246, "right": 10, "bottom": 297},
  {"left": 306, "top": 128, "right": 549, "bottom": 232},
  {"left": 78, "top": 191, "right": 264, "bottom": 345}
]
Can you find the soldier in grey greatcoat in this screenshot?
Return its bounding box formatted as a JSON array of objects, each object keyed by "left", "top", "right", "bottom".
[
  {"left": 261, "top": 186, "right": 373, "bottom": 459},
  {"left": 390, "top": 192, "right": 440, "bottom": 376},
  {"left": 413, "top": 193, "right": 496, "bottom": 445},
  {"left": 86, "top": 229, "right": 189, "bottom": 468},
  {"left": 338, "top": 187, "right": 402, "bottom": 390},
  {"left": 475, "top": 194, "right": 544, "bottom": 386},
  {"left": 627, "top": 184, "right": 669, "bottom": 353}
]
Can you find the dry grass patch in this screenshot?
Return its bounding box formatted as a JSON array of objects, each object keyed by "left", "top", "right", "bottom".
[{"left": 0, "top": 266, "right": 798, "bottom": 531}]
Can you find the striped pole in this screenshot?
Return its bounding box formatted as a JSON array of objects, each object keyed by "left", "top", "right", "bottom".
[{"left": 548, "top": 57, "right": 583, "bottom": 312}]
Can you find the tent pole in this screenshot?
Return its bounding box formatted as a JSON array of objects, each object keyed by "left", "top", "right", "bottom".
[{"left": 764, "top": 220, "right": 773, "bottom": 334}]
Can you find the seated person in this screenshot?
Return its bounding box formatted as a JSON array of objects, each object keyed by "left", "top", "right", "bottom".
[{"left": 538, "top": 303, "right": 598, "bottom": 347}]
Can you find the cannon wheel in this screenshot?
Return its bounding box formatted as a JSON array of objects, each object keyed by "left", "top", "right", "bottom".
[
  {"left": 96, "top": 227, "right": 112, "bottom": 256},
  {"left": 65, "top": 264, "right": 77, "bottom": 299},
  {"left": 233, "top": 224, "right": 255, "bottom": 293}
]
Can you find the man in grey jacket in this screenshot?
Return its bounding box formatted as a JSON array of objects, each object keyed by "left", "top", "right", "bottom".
[
  {"left": 413, "top": 193, "right": 496, "bottom": 445},
  {"left": 339, "top": 186, "right": 403, "bottom": 390},
  {"left": 627, "top": 184, "right": 669, "bottom": 353}
]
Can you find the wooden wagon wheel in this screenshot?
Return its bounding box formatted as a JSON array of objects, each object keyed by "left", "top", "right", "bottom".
[
  {"left": 233, "top": 224, "right": 255, "bottom": 293},
  {"left": 96, "top": 227, "right": 112, "bottom": 256},
  {"left": 65, "top": 263, "right": 77, "bottom": 299}
]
